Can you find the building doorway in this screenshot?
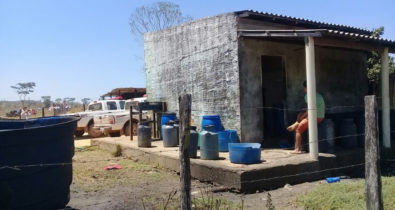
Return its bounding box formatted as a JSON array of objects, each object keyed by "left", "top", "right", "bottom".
[{"left": 261, "top": 56, "right": 287, "bottom": 146}]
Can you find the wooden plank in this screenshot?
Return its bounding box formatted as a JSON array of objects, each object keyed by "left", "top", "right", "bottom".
[
  {"left": 179, "top": 94, "right": 192, "bottom": 210},
  {"left": 364, "top": 95, "right": 383, "bottom": 210},
  {"left": 130, "top": 105, "right": 133, "bottom": 140}
]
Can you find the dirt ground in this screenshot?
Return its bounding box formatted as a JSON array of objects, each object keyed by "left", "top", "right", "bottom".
[{"left": 68, "top": 139, "right": 322, "bottom": 210}]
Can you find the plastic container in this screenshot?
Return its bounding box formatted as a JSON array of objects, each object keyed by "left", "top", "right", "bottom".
[
  {"left": 198, "top": 125, "right": 216, "bottom": 147},
  {"left": 162, "top": 122, "right": 178, "bottom": 147},
  {"left": 161, "top": 113, "right": 177, "bottom": 136},
  {"left": 138, "top": 122, "right": 151, "bottom": 147},
  {"left": 229, "top": 143, "right": 261, "bottom": 164},
  {"left": 228, "top": 129, "right": 239, "bottom": 143},
  {"left": 326, "top": 177, "right": 340, "bottom": 183},
  {"left": 0, "top": 116, "right": 78, "bottom": 210},
  {"left": 201, "top": 115, "right": 224, "bottom": 132},
  {"left": 189, "top": 126, "right": 199, "bottom": 158},
  {"left": 199, "top": 130, "right": 219, "bottom": 160},
  {"left": 218, "top": 130, "right": 231, "bottom": 152},
  {"left": 174, "top": 120, "right": 180, "bottom": 144}
]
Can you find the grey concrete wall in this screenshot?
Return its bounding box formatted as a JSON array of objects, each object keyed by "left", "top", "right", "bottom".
[
  {"left": 238, "top": 38, "right": 368, "bottom": 144},
  {"left": 144, "top": 13, "right": 241, "bottom": 131}
]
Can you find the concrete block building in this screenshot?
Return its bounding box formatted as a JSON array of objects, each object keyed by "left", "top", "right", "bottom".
[{"left": 144, "top": 11, "right": 395, "bottom": 151}]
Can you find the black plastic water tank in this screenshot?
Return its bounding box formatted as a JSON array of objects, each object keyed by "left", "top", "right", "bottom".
[{"left": 0, "top": 116, "right": 78, "bottom": 210}]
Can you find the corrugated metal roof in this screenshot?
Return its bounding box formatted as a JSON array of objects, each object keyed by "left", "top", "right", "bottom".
[
  {"left": 235, "top": 10, "right": 373, "bottom": 36},
  {"left": 326, "top": 29, "right": 395, "bottom": 45}
]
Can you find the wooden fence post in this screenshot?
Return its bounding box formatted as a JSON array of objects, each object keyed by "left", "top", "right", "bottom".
[
  {"left": 179, "top": 94, "right": 192, "bottom": 210},
  {"left": 130, "top": 105, "right": 134, "bottom": 140},
  {"left": 42, "top": 107, "right": 45, "bottom": 118},
  {"left": 365, "top": 95, "right": 383, "bottom": 210}
]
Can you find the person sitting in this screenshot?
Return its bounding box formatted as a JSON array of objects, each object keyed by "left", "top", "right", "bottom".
[{"left": 287, "top": 81, "right": 325, "bottom": 154}]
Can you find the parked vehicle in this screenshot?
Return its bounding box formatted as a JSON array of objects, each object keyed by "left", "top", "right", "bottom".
[
  {"left": 63, "top": 99, "right": 125, "bottom": 137},
  {"left": 92, "top": 99, "right": 149, "bottom": 137}
]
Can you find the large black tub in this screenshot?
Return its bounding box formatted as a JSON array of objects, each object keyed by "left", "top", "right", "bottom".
[{"left": 0, "top": 116, "right": 78, "bottom": 210}]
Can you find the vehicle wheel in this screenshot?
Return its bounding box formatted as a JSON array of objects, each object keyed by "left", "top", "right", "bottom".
[
  {"left": 123, "top": 121, "right": 137, "bottom": 136},
  {"left": 88, "top": 123, "right": 103, "bottom": 138},
  {"left": 74, "top": 130, "right": 84, "bottom": 137}
]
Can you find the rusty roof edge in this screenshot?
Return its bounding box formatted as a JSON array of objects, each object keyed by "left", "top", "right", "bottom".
[{"left": 234, "top": 10, "right": 373, "bottom": 36}]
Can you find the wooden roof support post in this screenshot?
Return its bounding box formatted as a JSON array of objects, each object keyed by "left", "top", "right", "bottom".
[
  {"left": 305, "top": 36, "right": 319, "bottom": 160},
  {"left": 381, "top": 47, "right": 391, "bottom": 149}
]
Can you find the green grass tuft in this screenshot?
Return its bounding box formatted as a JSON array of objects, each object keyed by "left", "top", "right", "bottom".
[{"left": 295, "top": 177, "right": 395, "bottom": 210}]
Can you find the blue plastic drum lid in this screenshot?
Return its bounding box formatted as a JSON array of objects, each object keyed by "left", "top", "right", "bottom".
[
  {"left": 229, "top": 143, "right": 261, "bottom": 164},
  {"left": 218, "top": 131, "right": 231, "bottom": 152},
  {"left": 201, "top": 115, "right": 224, "bottom": 132}
]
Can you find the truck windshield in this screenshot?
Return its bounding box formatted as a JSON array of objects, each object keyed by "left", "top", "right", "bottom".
[{"left": 88, "top": 103, "right": 102, "bottom": 111}]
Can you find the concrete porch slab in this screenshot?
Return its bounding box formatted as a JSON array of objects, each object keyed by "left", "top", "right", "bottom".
[{"left": 91, "top": 136, "right": 364, "bottom": 191}]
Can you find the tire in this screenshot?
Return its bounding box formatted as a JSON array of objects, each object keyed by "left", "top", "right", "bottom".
[
  {"left": 88, "top": 123, "right": 103, "bottom": 138},
  {"left": 74, "top": 130, "right": 84, "bottom": 137},
  {"left": 123, "top": 121, "right": 137, "bottom": 136}
]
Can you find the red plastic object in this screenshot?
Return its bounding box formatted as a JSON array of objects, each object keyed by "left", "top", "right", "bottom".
[{"left": 104, "top": 164, "right": 122, "bottom": 170}]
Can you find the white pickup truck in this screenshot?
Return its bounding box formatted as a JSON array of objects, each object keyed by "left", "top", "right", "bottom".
[
  {"left": 66, "top": 100, "right": 126, "bottom": 137},
  {"left": 92, "top": 98, "right": 148, "bottom": 137}
]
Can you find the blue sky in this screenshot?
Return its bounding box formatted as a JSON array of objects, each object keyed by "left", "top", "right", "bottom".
[{"left": 1, "top": 0, "right": 394, "bottom": 102}]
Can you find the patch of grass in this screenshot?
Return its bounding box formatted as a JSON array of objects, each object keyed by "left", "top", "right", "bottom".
[
  {"left": 112, "top": 144, "right": 122, "bottom": 157},
  {"left": 295, "top": 177, "right": 395, "bottom": 210},
  {"left": 71, "top": 147, "right": 171, "bottom": 192}
]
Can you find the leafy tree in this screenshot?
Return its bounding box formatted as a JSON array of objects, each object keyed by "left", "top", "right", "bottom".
[
  {"left": 55, "top": 98, "right": 62, "bottom": 104},
  {"left": 129, "top": 1, "right": 192, "bottom": 40},
  {"left": 10, "top": 82, "right": 36, "bottom": 107},
  {"left": 41, "top": 96, "right": 51, "bottom": 108},
  {"left": 367, "top": 27, "right": 395, "bottom": 94},
  {"left": 63, "top": 97, "right": 76, "bottom": 104},
  {"left": 81, "top": 98, "right": 91, "bottom": 105}
]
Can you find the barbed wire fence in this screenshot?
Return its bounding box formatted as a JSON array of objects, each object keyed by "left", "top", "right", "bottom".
[{"left": 1, "top": 97, "right": 394, "bottom": 209}]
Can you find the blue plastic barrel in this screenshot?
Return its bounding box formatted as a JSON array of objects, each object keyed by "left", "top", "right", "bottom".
[
  {"left": 189, "top": 126, "right": 199, "bottom": 158},
  {"left": 201, "top": 115, "right": 224, "bottom": 132},
  {"left": 161, "top": 113, "right": 177, "bottom": 136},
  {"left": 228, "top": 129, "right": 239, "bottom": 143},
  {"left": 199, "top": 130, "right": 219, "bottom": 160},
  {"left": 0, "top": 116, "right": 79, "bottom": 210},
  {"left": 218, "top": 130, "right": 231, "bottom": 152},
  {"left": 229, "top": 143, "right": 261, "bottom": 164},
  {"left": 198, "top": 125, "right": 216, "bottom": 147}
]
